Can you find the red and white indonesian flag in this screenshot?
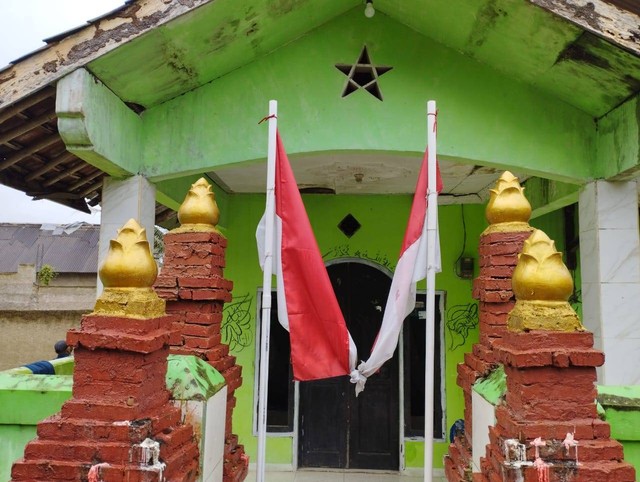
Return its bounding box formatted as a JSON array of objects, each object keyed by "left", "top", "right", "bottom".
[
  {"left": 350, "top": 150, "right": 442, "bottom": 395},
  {"left": 257, "top": 131, "right": 357, "bottom": 381}
]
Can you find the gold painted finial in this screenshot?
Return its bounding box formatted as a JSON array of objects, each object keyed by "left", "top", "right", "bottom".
[
  {"left": 100, "top": 219, "right": 158, "bottom": 288},
  {"left": 508, "top": 229, "right": 583, "bottom": 332},
  {"left": 483, "top": 171, "right": 533, "bottom": 234},
  {"left": 93, "top": 219, "right": 165, "bottom": 319},
  {"left": 173, "top": 178, "right": 220, "bottom": 233}
]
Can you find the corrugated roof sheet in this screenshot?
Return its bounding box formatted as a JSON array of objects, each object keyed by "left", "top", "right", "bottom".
[{"left": 0, "top": 223, "right": 99, "bottom": 273}]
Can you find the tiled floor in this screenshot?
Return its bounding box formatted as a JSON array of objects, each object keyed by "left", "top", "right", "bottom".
[{"left": 247, "top": 469, "right": 447, "bottom": 482}]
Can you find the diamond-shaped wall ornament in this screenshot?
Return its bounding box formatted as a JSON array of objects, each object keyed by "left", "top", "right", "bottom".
[
  {"left": 335, "top": 46, "right": 392, "bottom": 101},
  {"left": 338, "top": 214, "right": 361, "bottom": 238}
]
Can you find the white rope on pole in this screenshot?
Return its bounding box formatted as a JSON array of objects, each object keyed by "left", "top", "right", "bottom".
[
  {"left": 424, "top": 100, "right": 438, "bottom": 482},
  {"left": 256, "top": 100, "right": 278, "bottom": 482}
]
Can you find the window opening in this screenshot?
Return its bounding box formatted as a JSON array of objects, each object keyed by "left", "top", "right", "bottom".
[
  {"left": 255, "top": 290, "right": 295, "bottom": 433},
  {"left": 403, "top": 292, "right": 445, "bottom": 439}
]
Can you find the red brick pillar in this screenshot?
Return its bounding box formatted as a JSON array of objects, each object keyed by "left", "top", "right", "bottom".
[
  {"left": 481, "top": 330, "right": 635, "bottom": 482},
  {"left": 445, "top": 230, "right": 532, "bottom": 482},
  {"left": 156, "top": 230, "right": 249, "bottom": 482},
  {"left": 446, "top": 172, "right": 533, "bottom": 482},
  {"left": 11, "top": 220, "right": 199, "bottom": 482},
  {"left": 477, "top": 229, "right": 636, "bottom": 482}
]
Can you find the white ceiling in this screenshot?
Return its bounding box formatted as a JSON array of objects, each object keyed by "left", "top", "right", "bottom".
[{"left": 209, "top": 152, "right": 528, "bottom": 204}]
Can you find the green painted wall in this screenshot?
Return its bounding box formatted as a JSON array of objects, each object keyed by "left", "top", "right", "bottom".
[
  {"left": 222, "top": 192, "right": 488, "bottom": 468},
  {"left": 598, "top": 385, "right": 640, "bottom": 474},
  {"left": 597, "top": 96, "right": 640, "bottom": 180},
  {"left": 0, "top": 373, "right": 73, "bottom": 482},
  {"left": 139, "top": 8, "right": 597, "bottom": 187}
]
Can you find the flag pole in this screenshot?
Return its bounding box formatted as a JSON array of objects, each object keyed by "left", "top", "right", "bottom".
[
  {"left": 257, "top": 100, "right": 278, "bottom": 482},
  {"left": 424, "top": 100, "right": 438, "bottom": 482}
]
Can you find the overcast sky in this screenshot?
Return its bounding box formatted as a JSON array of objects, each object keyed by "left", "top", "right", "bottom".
[{"left": 0, "top": 1, "right": 123, "bottom": 224}]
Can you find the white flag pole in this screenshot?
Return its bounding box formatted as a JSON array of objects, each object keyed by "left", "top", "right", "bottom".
[
  {"left": 424, "top": 100, "right": 438, "bottom": 482},
  {"left": 257, "top": 100, "right": 278, "bottom": 482}
]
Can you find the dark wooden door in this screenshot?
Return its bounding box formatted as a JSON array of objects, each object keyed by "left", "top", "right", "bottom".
[{"left": 299, "top": 262, "right": 399, "bottom": 470}]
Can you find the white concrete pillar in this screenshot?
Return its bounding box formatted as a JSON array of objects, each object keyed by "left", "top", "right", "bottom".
[
  {"left": 579, "top": 180, "right": 640, "bottom": 385},
  {"left": 98, "top": 175, "right": 156, "bottom": 295}
]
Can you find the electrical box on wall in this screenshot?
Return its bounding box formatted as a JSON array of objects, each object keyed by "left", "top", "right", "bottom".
[{"left": 457, "top": 256, "right": 475, "bottom": 279}]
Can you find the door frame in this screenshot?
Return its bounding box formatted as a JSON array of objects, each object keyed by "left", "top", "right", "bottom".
[
  {"left": 297, "top": 258, "right": 400, "bottom": 469},
  {"left": 253, "top": 259, "right": 447, "bottom": 471}
]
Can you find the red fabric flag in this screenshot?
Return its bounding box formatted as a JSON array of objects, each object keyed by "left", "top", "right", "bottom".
[{"left": 258, "top": 131, "right": 356, "bottom": 381}]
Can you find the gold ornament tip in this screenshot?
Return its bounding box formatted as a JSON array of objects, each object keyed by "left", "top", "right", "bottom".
[
  {"left": 485, "top": 171, "right": 532, "bottom": 226},
  {"left": 99, "top": 219, "right": 158, "bottom": 289},
  {"left": 92, "top": 287, "right": 166, "bottom": 319},
  {"left": 177, "top": 177, "right": 220, "bottom": 228},
  {"left": 513, "top": 228, "right": 573, "bottom": 302},
  {"left": 507, "top": 300, "right": 584, "bottom": 332}
]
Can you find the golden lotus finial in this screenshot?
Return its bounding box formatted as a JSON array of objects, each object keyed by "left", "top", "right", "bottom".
[
  {"left": 93, "top": 219, "right": 165, "bottom": 318},
  {"left": 99, "top": 219, "right": 158, "bottom": 288},
  {"left": 173, "top": 177, "right": 220, "bottom": 233},
  {"left": 513, "top": 230, "right": 573, "bottom": 301},
  {"left": 483, "top": 171, "right": 532, "bottom": 234},
  {"left": 508, "top": 229, "right": 583, "bottom": 332}
]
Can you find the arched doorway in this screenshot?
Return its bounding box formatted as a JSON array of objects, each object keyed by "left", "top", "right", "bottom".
[{"left": 298, "top": 261, "right": 399, "bottom": 470}]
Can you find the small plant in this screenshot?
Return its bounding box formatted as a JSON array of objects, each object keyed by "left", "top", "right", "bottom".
[{"left": 37, "top": 264, "right": 58, "bottom": 286}]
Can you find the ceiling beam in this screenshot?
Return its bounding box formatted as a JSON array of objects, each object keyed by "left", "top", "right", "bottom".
[
  {"left": 528, "top": 0, "right": 640, "bottom": 56},
  {"left": 0, "top": 134, "right": 59, "bottom": 171},
  {"left": 0, "top": 87, "right": 54, "bottom": 125},
  {"left": 0, "top": 111, "right": 56, "bottom": 145}
]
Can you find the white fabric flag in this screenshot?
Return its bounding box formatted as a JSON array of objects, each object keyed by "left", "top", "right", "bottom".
[{"left": 350, "top": 151, "right": 442, "bottom": 395}]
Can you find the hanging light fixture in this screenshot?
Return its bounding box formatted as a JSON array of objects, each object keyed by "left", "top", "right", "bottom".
[{"left": 364, "top": 0, "right": 375, "bottom": 18}]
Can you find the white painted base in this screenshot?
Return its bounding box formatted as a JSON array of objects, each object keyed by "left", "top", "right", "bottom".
[
  {"left": 472, "top": 390, "right": 495, "bottom": 473},
  {"left": 174, "top": 386, "right": 227, "bottom": 482}
]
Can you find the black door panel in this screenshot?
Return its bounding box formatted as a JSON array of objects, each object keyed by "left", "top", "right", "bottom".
[{"left": 299, "top": 262, "right": 399, "bottom": 470}]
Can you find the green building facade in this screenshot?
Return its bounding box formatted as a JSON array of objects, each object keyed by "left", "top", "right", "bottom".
[{"left": 0, "top": 0, "right": 639, "bottom": 474}]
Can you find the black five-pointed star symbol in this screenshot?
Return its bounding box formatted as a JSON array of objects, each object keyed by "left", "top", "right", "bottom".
[{"left": 335, "top": 46, "right": 392, "bottom": 101}]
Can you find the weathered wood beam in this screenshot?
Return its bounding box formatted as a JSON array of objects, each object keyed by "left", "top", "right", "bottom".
[
  {"left": 0, "top": 0, "right": 213, "bottom": 109},
  {"left": 0, "top": 111, "right": 56, "bottom": 145},
  {"left": 528, "top": 0, "right": 640, "bottom": 56},
  {"left": 42, "top": 161, "right": 87, "bottom": 187},
  {"left": 0, "top": 87, "right": 54, "bottom": 125},
  {"left": 0, "top": 134, "right": 59, "bottom": 171},
  {"left": 24, "top": 151, "right": 75, "bottom": 181},
  {"left": 67, "top": 170, "right": 103, "bottom": 192},
  {"left": 77, "top": 181, "right": 103, "bottom": 198}
]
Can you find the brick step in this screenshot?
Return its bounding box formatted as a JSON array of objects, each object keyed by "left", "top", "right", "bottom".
[
  {"left": 93, "top": 463, "right": 165, "bottom": 482},
  {"left": 160, "top": 442, "right": 200, "bottom": 481},
  {"left": 24, "top": 439, "right": 134, "bottom": 464},
  {"left": 223, "top": 453, "right": 250, "bottom": 482},
  {"left": 490, "top": 425, "right": 625, "bottom": 463},
  {"left": 11, "top": 458, "right": 87, "bottom": 481},
  {"left": 156, "top": 424, "right": 196, "bottom": 453},
  {"left": 37, "top": 410, "right": 181, "bottom": 442},
  {"left": 486, "top": 441, "right": 634, "bottom": 482},
  {"left": 444, "top": 455, "right": 469, "bottom": 482},
  {"left": 519, "top": 460, "right": 636, "bottom": 482},
  {"left": 60, "top": 392, "right": 170, "bottom": 421},
  {"left": 445, "top": 442, "right": 471, "bottom": 481},
  {"left": 224, "top": 444, "right": 246, "bottom": 465},
  {"left": 495, "top": 405, "right": 611, "bottom": 440}
]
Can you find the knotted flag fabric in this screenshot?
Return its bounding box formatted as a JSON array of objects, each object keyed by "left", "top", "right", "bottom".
[
  {"left": 350, "top": 150, "right": 442, "bottom": 395},
  {"left": 257, "top": 131, "right": 357, "bottom": 381}
]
